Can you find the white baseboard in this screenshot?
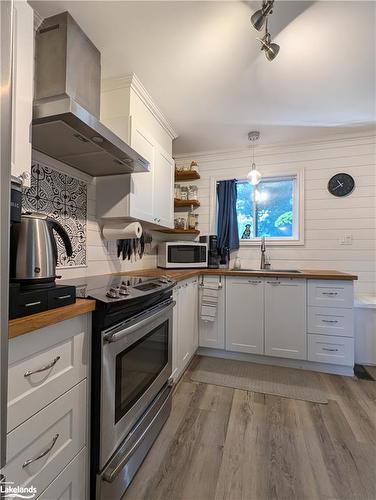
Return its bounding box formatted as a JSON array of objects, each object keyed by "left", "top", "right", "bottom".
[{"left": 197, "top": 347, "right": 354, "bottom": 377}]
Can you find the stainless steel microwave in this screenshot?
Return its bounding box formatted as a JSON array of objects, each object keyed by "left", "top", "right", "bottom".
[{"left": 157, "top": 242, "right": 208, "bottom": 268}]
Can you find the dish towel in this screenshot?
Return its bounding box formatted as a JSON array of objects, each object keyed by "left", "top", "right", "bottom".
[{"left": 200, "top": 283, "right": 219, "bottom": 322}]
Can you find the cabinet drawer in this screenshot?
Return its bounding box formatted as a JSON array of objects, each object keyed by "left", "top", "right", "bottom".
[
  {"left": 308, "top": 334, "right": 354, "bottom": 366},
  {"left": 38, "top": 447, "right": 86, "bottom": 500},
  {"left": 4, "top": 380, "right": 86, "bottom": 496},
  {"left": 308, "top": 280, "right": 353, "bottom": 308},
  {"left": 8, "top": 315, "right": 89, "bottom": 432},
  {"left": 308, "top": 307, "right": 353, "bottom": 337}
]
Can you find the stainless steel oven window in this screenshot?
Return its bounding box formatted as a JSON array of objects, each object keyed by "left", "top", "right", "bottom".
[{"left": 115, "top": 321, "right": 169, "bottom": 424}]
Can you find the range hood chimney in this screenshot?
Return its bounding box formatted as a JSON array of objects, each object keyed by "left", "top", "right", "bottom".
[{"left": 32, "top": 12, "right": 149, "bottom": 176}]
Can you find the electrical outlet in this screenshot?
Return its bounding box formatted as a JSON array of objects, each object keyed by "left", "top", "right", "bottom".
[{"left": 340, "top": 234, "right": 353, "bottom": 245}]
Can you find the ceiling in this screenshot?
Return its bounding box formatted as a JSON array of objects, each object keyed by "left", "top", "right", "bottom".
[{"left": 31, "top": 1, "right": 376, "bottom": 154}]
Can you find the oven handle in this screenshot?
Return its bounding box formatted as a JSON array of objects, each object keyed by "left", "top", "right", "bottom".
[
  {"left": 103, "top": 300, "right": 176, "bottom": 344},
  {"left": 102, "top": 382, "right": 173, "bottom": 483}
]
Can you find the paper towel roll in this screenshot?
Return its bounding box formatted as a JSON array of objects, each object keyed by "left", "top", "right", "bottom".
[{"left": 102, "top": 222, "right": 142, "bottom": 240}]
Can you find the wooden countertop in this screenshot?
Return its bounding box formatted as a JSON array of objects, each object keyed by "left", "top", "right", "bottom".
[
  {"left": 9, "top": 267, "right": 356, "bottom": 339},
  {"left": 120, "top": 268, "right": 358, "bottom": 281},
  {"left": 8, "top": 298, "right": 96, "bottom": 339}
]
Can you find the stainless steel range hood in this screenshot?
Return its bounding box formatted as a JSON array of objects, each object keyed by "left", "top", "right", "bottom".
[{"left": 32, "top": 12, "right": 149, "bottom": 177}]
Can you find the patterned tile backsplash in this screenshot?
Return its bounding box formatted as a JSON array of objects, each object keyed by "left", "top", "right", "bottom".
[{"left": 23, "top": 162, "right": 87, "bottom": 268}]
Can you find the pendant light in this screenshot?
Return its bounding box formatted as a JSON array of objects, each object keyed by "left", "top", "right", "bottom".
[{"left": 247, "top": 131, "right": 262, "bottom": 186}]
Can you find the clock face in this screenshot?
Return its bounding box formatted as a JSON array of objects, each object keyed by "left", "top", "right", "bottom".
[{"left": 328, "top": 173, "right": 355, "bottom": 197}]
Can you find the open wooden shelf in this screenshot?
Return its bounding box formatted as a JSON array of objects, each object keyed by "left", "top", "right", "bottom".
[
  {"left": 175, "top": 170, "right": 200, "bottom": 181},
  {"left": 155, "top": 228, "right": 200, "bottom": 235},
  {"left": 174, "top": 199, "right": 200, "bottom": 209}
]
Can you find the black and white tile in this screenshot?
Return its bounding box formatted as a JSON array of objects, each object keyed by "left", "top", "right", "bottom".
[{"left": 23, "top": 162, "right": 87, "bottom": 267}]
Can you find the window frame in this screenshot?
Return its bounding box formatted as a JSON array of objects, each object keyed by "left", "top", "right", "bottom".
[{"left": 209, "top": 167, "right": 304, "bottom": 246}]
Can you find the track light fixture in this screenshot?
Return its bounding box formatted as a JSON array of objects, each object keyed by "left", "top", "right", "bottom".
[
  {"left": 251, "top": 1, "right": 280, "bottom": 61},
  {"left": 251, "top": 0, "right": 274, "bottom": 31},
  {"left": 247, "top": 131, "right": 262, "bottom": 186}
]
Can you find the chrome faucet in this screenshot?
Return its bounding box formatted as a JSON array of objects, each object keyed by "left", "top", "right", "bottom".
[{"left": 260, "top": 237, "right": 270, "bottom": 269}]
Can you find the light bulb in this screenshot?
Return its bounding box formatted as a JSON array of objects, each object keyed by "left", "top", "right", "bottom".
[{"left": 247, "top": 167, "right": 261, "bottom": 185}]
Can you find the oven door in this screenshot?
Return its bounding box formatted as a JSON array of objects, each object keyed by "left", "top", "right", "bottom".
[{"left": 100, "top": 299, "right": 174, "bottom": 469}]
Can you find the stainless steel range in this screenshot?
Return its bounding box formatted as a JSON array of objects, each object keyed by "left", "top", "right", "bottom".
[{"left": 62, "top": 274, "right": 175, "bottom": 500}]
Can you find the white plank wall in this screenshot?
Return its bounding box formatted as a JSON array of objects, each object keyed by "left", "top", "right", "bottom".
[{"left": 176, "top": 133, "right": 376, "bottom": 295}]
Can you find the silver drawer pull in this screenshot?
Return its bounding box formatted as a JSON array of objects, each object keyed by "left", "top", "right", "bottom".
[
  {"left": 25, "top": 301, "right": 42, "bottom": 307},
  {"left": 24, "top": 356, "right": 60, "bottom": 377},
  {"left": 55, "top": 294, "right": 71, "bottom": 300},
  {"left": 267, "top": 281, "right": 280, "bottom": 285},
  {"left": 321, "top": 319, "right": 339, "bottom": 324},
  {"left": 22, "top": 433, "right": 59, "bottom": 468},
  {"left": 322, "top": 348, "right": 339, "bottom": 352},
  {"left": 248, "top": 280, "right": 262, "bottom": 284},
  {"left": 322, "top": 292, "right": 338, "bottom": 296}
]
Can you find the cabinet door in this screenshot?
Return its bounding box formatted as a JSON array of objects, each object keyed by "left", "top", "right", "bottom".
[
  {"left": 265, "top": 279, "right": 307, "bottom": 360},
  {"left": 11, "top": 0, "right": 33, "bottom": 186},
  {"left": 187, "top": 278, "right": 199, "bottom": 354},
  {"left": 38, "top": 448, "right": 86, "bottom": 500},
  {"left": 153, "top": 146, "right": 174, "bottom": 228},
  {"left": 226, "top": 277, "right": 264, "bottom": 354},
  {"left": 199, "top": 275, "right": 225, "bottom": 349},
  {"left": 129, "top": 117, "right": 155, "bottom": 222},
  {"left": 172, "top": 287, "right": 180, "bottom": 382},
  {"left": 177, "top": 282, "right": 191, "bottom": 372}
]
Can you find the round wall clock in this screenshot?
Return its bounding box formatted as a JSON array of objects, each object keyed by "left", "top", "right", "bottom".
[{"left": 327, "top": 173, "right": 355, "bottom": 197}]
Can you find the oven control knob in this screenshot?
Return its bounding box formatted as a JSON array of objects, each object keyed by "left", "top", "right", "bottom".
[
  {"left": 106, "top": 287, "right": 120, "bottom": 299},
  {"left": 119, "top": 284, "right": 130, "bottom": 296}
]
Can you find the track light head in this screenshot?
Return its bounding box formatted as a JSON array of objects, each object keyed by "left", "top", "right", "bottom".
[
  {"left": 251, "top": 0, "right": 274, "bottom": 31},
  {"left": 257, "top": 32, "right": 280, "bottom": 61}
]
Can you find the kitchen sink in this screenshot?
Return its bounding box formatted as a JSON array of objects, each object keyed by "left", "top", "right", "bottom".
[{"left": 232, "top": 268, "right": 302, "bottom": 273}]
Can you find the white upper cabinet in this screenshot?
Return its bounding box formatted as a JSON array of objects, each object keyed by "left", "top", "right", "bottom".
[
  {"left": 98, "top": 74, "right": 177, "bottom": 228},
  {"left": 129, "top": 118, "right": 155, "bottom": 223},
  {"left": 265, "top": 278, "right": 307, "bottom": 360},
  {"left": 153, "top": 145, "right": 174, "bottom": 228},
  {"left": 11, "top": 0, "right": 34, "bottom": 186},
  {"left": 226, "top": 277, "right": 264, "bottom": 354}
]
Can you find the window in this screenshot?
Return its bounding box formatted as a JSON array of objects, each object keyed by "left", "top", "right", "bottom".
[{"left": 236, "top": 176, "right": 299, "bottom": 242}]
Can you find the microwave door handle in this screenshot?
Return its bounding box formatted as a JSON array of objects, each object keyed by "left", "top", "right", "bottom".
[{"left": 103, "top": 300, "right": 176, "bottom": 343}]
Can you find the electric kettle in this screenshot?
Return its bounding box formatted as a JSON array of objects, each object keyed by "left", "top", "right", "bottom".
[{"left": 10, "top": 212, "right": 73, "bottom": 286}]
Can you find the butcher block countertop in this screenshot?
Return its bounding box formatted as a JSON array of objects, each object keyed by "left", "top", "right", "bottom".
[
  {"left": 122, "top": 268, "right": 358, "bottom": 281},
  {"left": 8, "top": 268, "right": 356, "bottom": 339},
  {"left": 8, "top": 298, "right": 96, "bottom": 339}
]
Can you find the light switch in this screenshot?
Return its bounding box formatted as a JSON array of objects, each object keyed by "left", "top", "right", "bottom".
[{"left": 340, "top": 234, "right": 353, "bottom": 245}]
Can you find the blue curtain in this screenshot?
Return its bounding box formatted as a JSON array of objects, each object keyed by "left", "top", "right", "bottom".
[{"left": 217, "top": 179, "right": 239, "bottom": 262}]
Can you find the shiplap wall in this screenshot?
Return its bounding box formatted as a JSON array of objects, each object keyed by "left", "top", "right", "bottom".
[
  {"left": 176, "top": 133, "right": 376, "bottom": 295},
  {"left": 32, "top": 150, "right": 157, "bottom": 279}
]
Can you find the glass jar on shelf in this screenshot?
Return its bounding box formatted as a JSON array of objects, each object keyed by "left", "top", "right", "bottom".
[
  {"left": 187, "top": 207, "right": 199, "bottom": 230},
  {"left": 180, "top": 186, "right": 189, "bottom": 200},
  {"left": 174, "top": 217, "right": 186, "bottom": 230},
  {"left": 188, "top": 185, "right": 198, "bottom": 200},
  {"left": 174, "top": 184, "right": 181, "bottom": 199},
  {"left": 190, "top": 160, "right": 199, "bottom": 172}
]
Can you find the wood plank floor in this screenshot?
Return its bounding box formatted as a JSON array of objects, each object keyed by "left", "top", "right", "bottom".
[{"left": 124, "top": 356, "right": 376, "bottom": 500}]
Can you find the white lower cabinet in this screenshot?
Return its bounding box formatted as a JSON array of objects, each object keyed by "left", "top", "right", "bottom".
[
  {"left": 225, "top": 277, "right": 264, "bottom": 354},
  {"left": 38, "top": 447, "right": 86, "bottom": 500},
  {"left": 5, "top": 313, "right": 91, "bottom": 499},
  {"left": 4, "top": 380, "right": 86, "bottom": 496},
  {"left": 265, "top": 278, "right": 307, "bottom": 360},
  {"left": 172, "top": 277, "right": 199, "bottom": 381},
  {"left": 199, "top": 275, "right": 225, "bottom": 349}
]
